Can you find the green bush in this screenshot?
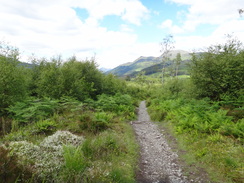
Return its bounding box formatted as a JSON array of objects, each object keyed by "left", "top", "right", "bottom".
[
  {"left": 189, "top": 36, "right": 244, "bottom": 100},
  {"left": 79, "top": 112, "right": 111, "bottom": 133},
  {"left": 8, "top": 98, "right": 59, "bottom": 123},
  {"left": 0, "top": 45, "right": 29, "bottom": 113}
]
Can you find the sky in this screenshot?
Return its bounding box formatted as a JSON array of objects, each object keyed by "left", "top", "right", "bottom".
[{"left": 0, "top": 0, "right": 244, "bottom": 69}]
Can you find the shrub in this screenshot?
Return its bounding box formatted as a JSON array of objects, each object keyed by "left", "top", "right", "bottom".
[
  {"left": 79, "top": 112, "right": 111, "bottom": 133},
  {"left": 8, "top": 131, "right": 84, "bottom": 181},
  {"left": 0, "top": 146, "right": 34, "bottom": 183},
  {"left": 0, "top": 43, "right": 29, "bottom": 114},
  {"left": 8, "top": 98, "right": 59, "bottom": 123},
  {"left": 189, "top": 36, "right": 244, "bottom": 100}
]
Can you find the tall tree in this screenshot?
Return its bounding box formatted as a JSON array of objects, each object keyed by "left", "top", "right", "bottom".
[
  {"left": 175, "top": 52, "right": 182, "bottom": 77},
  {"left": 160, "top": 35, "right": 175, "bottom": 84}
]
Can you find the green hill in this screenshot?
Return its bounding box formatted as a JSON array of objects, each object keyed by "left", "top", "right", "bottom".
[
  {"left": 107, "top": 50, "right": 191, "bottom": 77},
  {"left": 107, "top": 56, "right": 161, "bottom": 76},
  {"left": 129, "top": 59, "right": 190, "bottom": 77}
]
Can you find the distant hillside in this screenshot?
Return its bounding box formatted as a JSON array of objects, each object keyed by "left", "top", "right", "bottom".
[
  {"left": 129, "top": 59, "right": 190, "bottom": 77},
  {"left": 107, "top": 56, "right": 161, "bottom": 76},
  {"left": 107, "top": 50, "right": 191, "bottom": 77},
  {"left": 99, "top": 67, "right": 111, "bottom": 72},
  {"left": 19, "top": 61, "right": 35, "bottom": 68}
]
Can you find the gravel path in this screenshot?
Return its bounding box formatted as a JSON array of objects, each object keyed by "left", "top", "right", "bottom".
[{"left": 132, "top": 101, "right": 189, "bottom": 183}]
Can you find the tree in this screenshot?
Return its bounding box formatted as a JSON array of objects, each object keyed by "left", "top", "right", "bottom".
[
  {"left": 175, "top": 53, "right": 182, "bottom": 77},
  {"left": 0, "top": 43, "right": 28, "bottom": 113},
  {"left": 35, "top": 56, "right": 64, "bottom": 99},
  {"left": 160, "top": 35, "right": 175, "bottom": 84},
  {"left": 61, "top": 57, "right": 98, "bottom": 101},
  {"left": 189, "top": 35, "right": 244, "bottom": 101}
]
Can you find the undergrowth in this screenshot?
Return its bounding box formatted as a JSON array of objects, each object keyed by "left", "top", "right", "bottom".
[
  {"left": 0, "top": 94, "right": 139, "bottom": 182},
  {"left": 148, "top": 97, "right": 244, "bottom": 183}
]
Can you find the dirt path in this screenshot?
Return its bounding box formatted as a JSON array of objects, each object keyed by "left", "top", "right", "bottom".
[{"left": 132, "top": 101, "right": 189, "bottom": 183}]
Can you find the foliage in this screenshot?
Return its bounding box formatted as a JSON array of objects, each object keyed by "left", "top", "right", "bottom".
[
  {"left": 33, "top": 120, "right": 57, "bottom": 134},
  {"left": 28, "top": 55, "right": 131, "bottom": 101},
  {"left": 189, "top": 36, "right": 244, "bottom": 100},
  {"left": 149, "top": 97, "right": 243, "bottom": 140},
  {"left": 60, "top": 57, "right": 99, "bottom": 100},
  {"left": 0, "top": 43, "right": 29, "bottom": 114},
  {"left": 79, "top": 112, "right": 111, "bottom": 134},
  {"left": 62, "top": 145, "right": 88, "bottom": 172},
  {"left": 147, "top": 68, "right": 244, "bottom": 182},
  {"left": 8, "top": 98, "right": 59, "bottom": 123},
  {"left": 174, "top": 126, "right": 244, "bottom": 183},
  {"left": 0, "top": 41, "right": 140, "bottom": 182},
  {"left": 35, "top": 57, "right": 64, "bottom": 99},
  {"left": 2, "top": 118, "right": 138, "bottom": 182},
  {"left": 79, "top": 94, "right": 136, "bottom": 134},
  {"left": 81, "top": 131, "right": 124, "bottom": 161},
  {"left": 84, "top": 94, "right": 136, "bottom": 119},
  {"left": 80, "top": 129, "right": 138, "bottom": 182}
]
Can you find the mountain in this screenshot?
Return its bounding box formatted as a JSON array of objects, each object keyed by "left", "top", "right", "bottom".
[
  {"left": 19, "top": 61, "right": 35, "bottom": 68},
  {"left": 107, "top": 50, "right": 191, "bottom": 77},
  {"left": 129, "top": 59, "right": 190, "bottom": 77},
  {"left": 99, "top": 67, "right": 111, "bottom": 72},
  {"left": 107, "top": 56, "right": 161, "bottom": 76}
]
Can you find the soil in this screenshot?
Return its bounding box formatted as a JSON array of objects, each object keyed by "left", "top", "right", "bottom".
[{"left": 131, "top": 101, "right": 208, "bottom": 183}]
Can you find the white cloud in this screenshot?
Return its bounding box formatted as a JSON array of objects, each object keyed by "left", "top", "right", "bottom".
[
  {"left": 161, "top": 0, "right": 244, "bottom": 52},
  {"left": 74, "top": 0, "right": 149, "bottom": 25},
  {"left": 0, "top": 0, "right": 150, "bottom": 68},
  {"left": 174, "top": 22, "right": 244, "bottom": 53},
  {"left": 120, "top": 24, "right": 134, "bottom": 32},
  {"left": 212, "top": 20, "right": 244, "bottom": 38},
  {"left": 159, "top": 19, "right": 183, "bottom": 34},
  {"left": 167, "top": 0, "right": 244, "bottom": 31},
  {"left": 97, "top": 42, "right": 160, "bottom": 68},
  {"left": 174, "top": 35, "right": 221, "bottom": 52}
]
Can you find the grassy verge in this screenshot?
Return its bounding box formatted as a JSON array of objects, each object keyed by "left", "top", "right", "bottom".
[{"left": 147, "top": 98, "right": 244, "bottom": 183}]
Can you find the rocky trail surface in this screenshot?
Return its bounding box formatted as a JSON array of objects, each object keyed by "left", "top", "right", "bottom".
[{"left": 132, "top": 101, "right": 189, "bottom": 183}]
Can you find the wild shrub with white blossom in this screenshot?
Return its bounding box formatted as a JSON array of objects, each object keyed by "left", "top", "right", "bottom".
[{"left": 8, "top": 131, "right": 84, "bottom": 180}]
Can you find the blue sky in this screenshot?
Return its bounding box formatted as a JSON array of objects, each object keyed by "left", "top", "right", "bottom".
[{"left": 0, "top": 0, "right": 244, "bottom": 68}]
